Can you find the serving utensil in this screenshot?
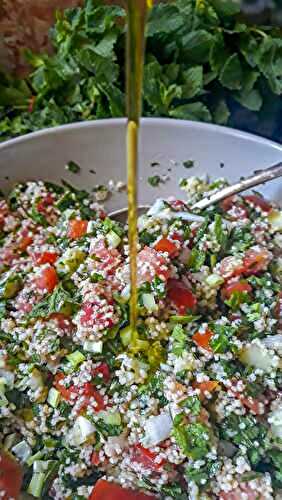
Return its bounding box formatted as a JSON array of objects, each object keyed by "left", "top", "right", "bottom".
[{"left": 109, "top": 161, "right": 282, "bottom": 222}]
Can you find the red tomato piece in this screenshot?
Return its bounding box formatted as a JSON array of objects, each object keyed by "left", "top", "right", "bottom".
[
  {"left": 154, "top": 238, "right": 178, "bottom": 257},
  {"left": 131, "top": 444, "right": 165, "bottom": 471},
  {"left": 36, "top": 266, "right": 58, "bottom": 293},
  {"left": 220, "top": 196, "right": 248, "bottom": 220},
  {"left": 221, "top": 280, "right": 252, "bottom": 300},
  {"left": 81, "top": 300, "right": 116, "bottom": 330},
  {"left": 0, "top": 451, "right": 23, "bottom": 500},
  {"left": 54, "top": 373, "right": 74, "bottom": 401},
  {"left": 138, "top": 247, "right": 171, "bottom": 282},
  {"left": 49, "top": 313, "right": 74, "bottom": 333},
  {"left": 33, "top": 251, "right": 58, "bottom": 265},
  {"left": 92, "top": 363, "right": 111, "bottom": 383},
  {"left": 91, "top": 451, "right": 101, "bottom": 466},
  {"left": 167, "top": 279, "right": 197, "bottom": 314},
  {"left": 243, "top": 247, "right": 271, "bottom": 275},
  {"left": 54, "top": 374, "right": 105, "bottom": 412},
  {"left": 244, "top": 194, "right": 272, "bottom": 213},
  {"left": 192, "top": 329, "right": 213, "bottom": 351},
  {"left": 89, "top": 479, "right": 156, "bottom": 500},
  {"left": 68, "top": 219, "right": 88, "bottom": 239},
  {"left": 37, "top": 193, "right": 54, "bottom": 214},
  {"left": 219, "top": 256, "right": 245, "bottom": 279}
]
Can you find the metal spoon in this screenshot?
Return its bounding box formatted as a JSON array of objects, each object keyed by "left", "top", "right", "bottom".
[{"left": 109, "top": 161, "right": 282, "bottom": 222}]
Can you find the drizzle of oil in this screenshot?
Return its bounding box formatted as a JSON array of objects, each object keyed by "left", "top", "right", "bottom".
[{"left": 126, "top": 0, "right": 152, "bottom": 343}]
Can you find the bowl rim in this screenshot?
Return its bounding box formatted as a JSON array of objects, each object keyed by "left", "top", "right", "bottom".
[{"left": 1, "top": 118, "right": 282, "bottom": 153}]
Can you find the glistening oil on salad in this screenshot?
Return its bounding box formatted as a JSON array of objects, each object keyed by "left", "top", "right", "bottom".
[{"left": 0, "top": 176, "right": 281, "bottom": 499}]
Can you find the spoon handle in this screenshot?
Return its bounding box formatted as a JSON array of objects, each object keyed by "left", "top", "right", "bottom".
[{"left": 192, "top": 161, "right": 282, "bottom": 210}]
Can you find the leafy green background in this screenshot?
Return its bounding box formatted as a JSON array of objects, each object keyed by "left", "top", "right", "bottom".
[{"left": 1, "top": 0, "right": 282, "bottom": 142}]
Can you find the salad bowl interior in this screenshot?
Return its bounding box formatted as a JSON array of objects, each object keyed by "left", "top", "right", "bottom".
[{"left": 0, "top": 118, "right": 282, "bottom": 208}]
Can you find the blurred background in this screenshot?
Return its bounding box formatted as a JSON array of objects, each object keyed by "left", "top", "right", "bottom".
[{"left": 1, "top": 0, "right": 282, "bottom": 142}]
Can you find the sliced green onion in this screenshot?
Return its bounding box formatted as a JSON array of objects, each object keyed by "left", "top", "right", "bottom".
[
  {"left": 106, "top": 230, "right": 121, "bottom": 248},
  {"left": 28, "top": 472, "right": 46, "bottom": 498}
]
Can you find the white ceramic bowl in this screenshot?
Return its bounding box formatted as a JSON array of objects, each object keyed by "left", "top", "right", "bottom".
[{"left": 0, "top": 118, "right": 281, "bottom": 210}]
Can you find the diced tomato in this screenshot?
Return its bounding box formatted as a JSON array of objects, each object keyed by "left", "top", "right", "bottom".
[
  {"left": 219, "top": 256, "right": 245, "bottom": 279},
  {"left": 169, "top": 199, "right": 186, "bottom": 211},
  {"left": 154, "top": 238, "right": 178, "bottom": 257},
  {"left": 92, "top": 363, "right": 111, "bottom": 383},
  {"left": 77, "top": 382, "right": 105, "bottom": 413},
  {"left": 33, "top": 251, "right": 58, "bottom": 265},
  {"left": 54, "top": 374, "right": 105, "bottom": 411},
  {"left": 193, "top": 380, "right": 219, "bottom": 395},
  {"left": 68, "top": 219, "right": 88, "bottom": 239},
  {"left": 243, "top": 247, "right": 271, "bottom": 275},
  {"left": 35, "top": 266, "right": 58, "bottom": 293},
  {"left": 192, "top": 329, "right": 213, "bottom": 351},
  {"left": 49, "top": 313, "right": 74, "bottom": 333},
  {"left": 89, "top": 479, "right": 156, "bottom": 500},
  {"left": 167, "top": 279, "right": 197, "bottom": 314},
  {"left": 230, "top": 381, "right": 265, "bottom": 415},
  {"left": 91, "top": 451, "right": 101, "bottom": 466},
  {"left": 221, "top": 280, "right": 252, "bottom": 300},
  {"left": 37, "top": 193, "right": 54, "bottom": 214},
  {"left": 90, "top": 239, "right": 122, "bottom": 276},
  {"left": 0, "top": 451, "right": 23, "bottom": 500},
  {"left": 138, "top": 246, "right": 171, "bottom": 282},
  {"left": 54, "top": 373, "right": 74, "bottom": 400},
  {"left": 170, "top": 231, "right": 183, "bottom": 242},
  {"left": 220, "top": 196, "right": 248, "bottom": 220},
  {"left": 244, "top": 194, "right": 272, "bottom": 213},
  {"left": 131, "top": 444, "right": 165, "bottom": 471},
  {"left": 81, "top": 300, "right": 116, "bottom": 330},
  {"left": 18, "top": 235, "right": 33, "bottom": 252}
]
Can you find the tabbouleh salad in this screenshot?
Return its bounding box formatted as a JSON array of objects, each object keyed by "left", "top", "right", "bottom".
[{"left": 0, "top": 175, "right": 281, "bottom": 500}]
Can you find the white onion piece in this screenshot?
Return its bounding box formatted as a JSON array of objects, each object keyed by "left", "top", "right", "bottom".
[
  {"left": 143, "top": 413, "right": 172, "bottom": 447},
  {"left": 157, "top": 211, "right": 204, "bottom": 222},
  {"left": 147, "top": 199, "right": 166, "bottom": 216}
]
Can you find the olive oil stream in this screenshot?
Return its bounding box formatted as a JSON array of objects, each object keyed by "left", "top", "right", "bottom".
[{"left": 126, "top": 0, "right": 152, "bottom": 343}]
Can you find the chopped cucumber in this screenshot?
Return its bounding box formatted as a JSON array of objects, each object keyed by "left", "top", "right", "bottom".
[
  {"left": 268, "top": 210, "right": 282, "bottom": 232},
  {"left": 66, "top": 350, "right": 85, "bottom": 369},
  {"left": 106, "top": 230, "right": 121, "bottom": 248},
  {"left": 102, "top": 411, "right": 121, "bottom": 426},
  {"left": 12, "top": 440, "right": 32, "bottom": 462},
  {"left": 83, "top": 340, "right": 103, "bottom": 353},
  {"left": 142, "top": 293, "right": 157, "bottom": 312},
  {"left": 205, "top": 273, "right": 224, "bottom": 288},
  {"left": 28, "top": 472, "right": 46, "bottom": 498},
  {"left": 47, "top": 388, "right": 61, "bottom": 408},
  {"left": 56, "top": 247, "right": 85, "bottom": 275}
]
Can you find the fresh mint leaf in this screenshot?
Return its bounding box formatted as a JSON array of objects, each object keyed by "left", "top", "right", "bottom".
[
  {"left": 170, "top": 102, "right": 212, "bottom": 122},
  {"left": 173, "top": 418, "right": 211, "bottom": 459},
  {"left": 220, "top": 54, "right": 243, "bottom": 90}
]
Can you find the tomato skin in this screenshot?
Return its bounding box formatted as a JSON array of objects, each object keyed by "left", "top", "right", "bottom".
[
  {"left": 219, "top": 256, "right": 245, "bottom": 279},
  {"left": 0, "top": 451, "right": 23, "bottom": 500},
  {"left": 192, "top": 329, "right": 213, "bottom": 351},
  {"left": 244, "top": 194, "right": 272, "bottom": 213},
  {"left": 68, "top": 219, "right": 88, "bottom": 239},
  {"left": 222, "top": 281, "right": 252, "bottom": 300},
  {"left": 89, "top": 479, "right": 156, "bottom": 500},
  {"left": 243, "top": 247, "right": 271, "bottom": 275},
  {"left": 33, "top": 251, "right": 58, "bottom": 265},
  {"left": 220, "top": 196, "right": 248, "bottom": 220},
  {"left": 154, "top": 238, "right": 178, "bottom": 257},
  {"left": 92, "top": 363, "right": 111, "bottom": 383},
  {"left": 36, "top": 266, "right": 58, "bottom": 293},
  {"left": 91, "top": 451, "right": 101, "bottom": 466},
  {"left": 167, "top": 279, "right": 197, "bottom": 314},
  {"left": 131, "top": 444, "right": 165, "bottom": 471},
  {"left": 37, "top": 193, "right": 54, "bottom": 214},
  {"left": 54, "top": 374, "right": 105, "bottom": 412}
]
